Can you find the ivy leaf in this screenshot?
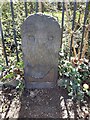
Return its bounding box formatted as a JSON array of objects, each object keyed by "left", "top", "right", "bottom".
[
  {"left": 4, "top": 73, "right": 14, "bottom": 79},
  {"left": 0, "top": 65, "right": 3, "bottom": 71},
  {"left": 68, "top": 91, "right": 73, "bottom": 96},
  {"left": 16, "top": 61, "right": 24, "bottom": 69},
  {"left": 87, "top": 91, "right": 90, "bottom": 96}
]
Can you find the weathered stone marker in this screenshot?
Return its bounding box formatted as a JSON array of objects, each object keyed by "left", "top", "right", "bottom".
[{"left": 21, "top": 14, "right": 61, "bottom": 88}]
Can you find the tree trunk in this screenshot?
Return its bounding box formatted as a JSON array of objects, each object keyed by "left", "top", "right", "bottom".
[{"left": 38, "top": 2, "right": 43, "bottom": 12}]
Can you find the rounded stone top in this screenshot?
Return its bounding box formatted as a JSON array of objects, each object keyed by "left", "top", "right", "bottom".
[{"left": 21, "top": 13, "right": 60, "bottom": 32}]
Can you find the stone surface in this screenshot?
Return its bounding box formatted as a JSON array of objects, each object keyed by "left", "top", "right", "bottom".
[{"left": 21, "top": 13, "right": 61, "bottom": 88}]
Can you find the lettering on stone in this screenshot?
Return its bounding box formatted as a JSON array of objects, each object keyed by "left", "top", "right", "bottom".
[{"left": 21, "top": 13, "right": 61, "bottom": 88}]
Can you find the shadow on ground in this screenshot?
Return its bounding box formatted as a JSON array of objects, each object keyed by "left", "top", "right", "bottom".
[{"left": 1, "top": 87, "right": 89, "bottom": 119}]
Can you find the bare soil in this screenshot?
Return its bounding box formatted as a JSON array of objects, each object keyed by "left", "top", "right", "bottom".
[{"left": 0, "top": 86, "right": 89, "bottom": 119}]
